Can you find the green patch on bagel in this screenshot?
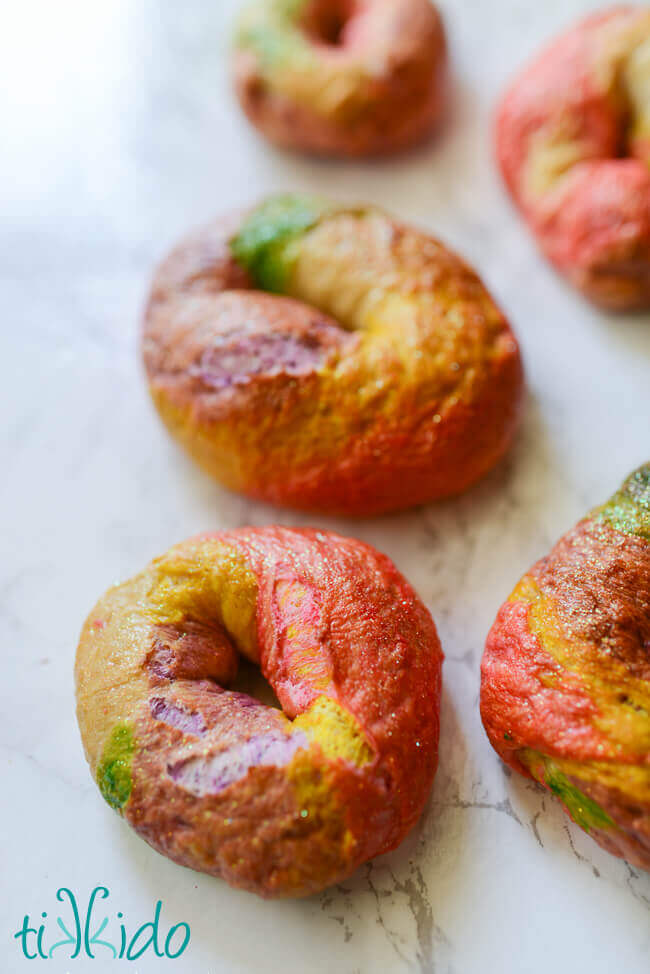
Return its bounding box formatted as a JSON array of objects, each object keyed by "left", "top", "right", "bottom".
[
  {"left": 97, "top": 723, "right": 135, "bottom": 811},
  {"left": 235, "top": 0, "right": 308, "bottom": 70},
  {"left": 594, "top": 463, "right": 650, "bottom": 541},
  {"left": 543, "top": 761, "right": 614, "bottom": 833},
  {"left": 230, "top": 194, "right": 333, "bottom": 292}
]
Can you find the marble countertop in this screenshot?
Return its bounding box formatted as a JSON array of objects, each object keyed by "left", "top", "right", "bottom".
[{"left": 2, "top": 0, "right": 649, "bottom": 971}]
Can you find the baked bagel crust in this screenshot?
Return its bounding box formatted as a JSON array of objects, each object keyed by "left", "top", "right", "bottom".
[
  {"left": 496, "top": 6, "right": 650, "bottom": 309},
  {"left": 232, "top": 0, "right": 447, "bottom": 157},
  {"left": 143, "top": 195, "right": 523, "bottom": 515},
  {"left": 481, "top": 465, "right": 650, "bottom": 869},
  {"left": 75, "top": 527, "right": 443, "bottom": 898}
]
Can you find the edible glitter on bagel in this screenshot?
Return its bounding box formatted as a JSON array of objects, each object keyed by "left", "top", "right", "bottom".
[
  {"left": 480, "top": 464, "right": 650, "bottom": 870},
  {"left": 496, "top": 6, "right": 650, "bottom": 309},
  {"left": 232, "top": 0, "right": 447, "bottom": 157},
  {"left": 142, "top": 194, "right": 523, "bottom": 515},
  {"left": 75, "top": 527, "right": 444, "bottom": 898}
]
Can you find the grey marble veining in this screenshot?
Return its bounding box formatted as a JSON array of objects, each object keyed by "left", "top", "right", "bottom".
[{"left": 1, "top": 1, "right": 649, "bottom": 971}]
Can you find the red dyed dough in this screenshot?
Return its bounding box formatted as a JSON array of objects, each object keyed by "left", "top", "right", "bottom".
[
  {"left": 480, "top": 462, "right": 650, "bottom": 869},
  {"left": 496, "top": 7, "right": 650, "bottom": 309},
  {"left": 143, "top": 198, "right": 523, "bottom": 515},
  {"left": 75, "top": 527, "right": 443, "bottom": 898},
  {"left": 233, "top": 0, "right": 447, "bottom": 157}
]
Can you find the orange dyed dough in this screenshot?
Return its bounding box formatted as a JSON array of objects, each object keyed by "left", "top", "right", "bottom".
[
  {"left": 232, "top": 0, "right": 447, "bottom": 157},
  {"left": 75, "top": 527, "right": 443, "bottom": 898},
  {"left": 496, "top": 7, "right": 650, "bottom": 309},
  {"left": 143, "top": 195, "right": 523, "bottom": 515}
]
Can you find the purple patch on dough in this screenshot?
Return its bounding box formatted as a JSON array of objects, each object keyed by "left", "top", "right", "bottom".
[
  {"left": 195, "top": 330, "right": 331, "bottom": 389},
  {"left": 147, "top": 641, "right": 175, "bottom": 681},
  {"left": 150, "top": 697, "right": 207, "bottom": 737},
  {"left": 168, "top": 729, "right": 308, "bottom": 796},
  {"left": 227, "top": 692, "right": 260, "bottom": 709}
]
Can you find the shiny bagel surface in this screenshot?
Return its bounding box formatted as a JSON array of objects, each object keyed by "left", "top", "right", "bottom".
[
  {"left": 481, "top": 464, "right": 650, "bottom": 869},
  {"left": 75, "top": 527, "right": 443, "bottom": 897},
  {"left": 143, "top": 194, "right": 523, "bottom": 515}
]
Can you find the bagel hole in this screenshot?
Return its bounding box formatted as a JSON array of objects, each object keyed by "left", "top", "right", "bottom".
[
  {"left": 302, "top": 0, "right": 354, "bottom": 47},
  {"left": 229, "top": 656, "right": 283, "bottom": 711}
]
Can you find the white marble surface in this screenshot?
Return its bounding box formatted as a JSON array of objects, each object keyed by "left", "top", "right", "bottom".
[{"left": 2, "top": 0, "right": 649, "bottom": 971}]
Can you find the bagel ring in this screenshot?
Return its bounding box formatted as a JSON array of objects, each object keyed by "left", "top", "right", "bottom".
[
  {"left": 143, "top": 194, "right": 523, "bottom": 516},
  {"left": 75, "top": 527, "right": 443, "bottom": 898},
  {"left": 232, "top": 0, "right": 447, "bottom": 157},
  {"left": 481, "top": 464, "right": 650, "bottom": 869},
  {"left": 496, "top": 6, "right": 650, "bottom": 309}
]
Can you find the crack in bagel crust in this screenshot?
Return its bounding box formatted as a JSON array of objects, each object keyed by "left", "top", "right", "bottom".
[
  {"left": 496, "top": 7, "right": 650, "bottom": 309},
  {"left": 142, "top": 194, "right": 523, "bottom": 515},
  {"left": 232, "top": 0, "right": 447, "bottom": 157},
  {"left": 480, "top": 463, "right": 650, "bottom": 870},
  {"left": 75, "top": 527, "right": 443, "bottom": 898}
]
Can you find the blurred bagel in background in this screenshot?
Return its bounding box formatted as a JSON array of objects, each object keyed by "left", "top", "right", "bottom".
[
  {"left": 496, "top": 6, "right": 650, "bottom": 310},
  {"left": 232, "top": 0, "right": 447, "bottom": 157}
]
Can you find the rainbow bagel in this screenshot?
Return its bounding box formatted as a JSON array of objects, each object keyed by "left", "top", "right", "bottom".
[
  {"left": 143, "top": 194, "right": 523, "bottom": 515},
  {"left": 75, "top": 527, "right": 443, "bottom": 898},
  {"left": 480, "top": 464, "right": 650, "bottom": 869},
  {"left": 232, "top": 0, "right": 447, "bottom": 157},
  {"left": 496, "top": 6, "right": 650, "bottom": 309}
]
